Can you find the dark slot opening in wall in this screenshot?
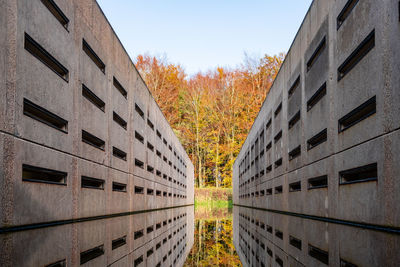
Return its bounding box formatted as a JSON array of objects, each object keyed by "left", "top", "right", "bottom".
[
  {"left": 156, "top": 241, "right": 161, "bottom": 248},
  {"left": 45, "top": 259, "right": 66, "bottom": 267},
  {"left": 156, "top": 190, "right": 161, "bottom": 196},
  {"left": 307, "top": 129, "right": 327, "bottom": 150},
  {"left": 163, "top": 174, "right": 167, "bottom": 180},
  {"left": 338, "top": 96, "right": 376, "bottom": 132},
  {"left": 135, "top": 104, "right": 144, "bottom": 119},
  {"left": 156, "top": 150, "right": 161, "bottom": 157},
  {"left": 337, "top": 0, "right": 359, "bottom": 30},
  {"left": 266, "top": 142, "right": 272, "bottom": 151},
  {"left": 135, "top": 158, "right": 144, "bottom": 169},
  {"left": 260, "top": 129, "right": 264, "bottom": 139},
  {"left": 134, "top": 230, "right": 143, "bottom": 239},
  {"left": 338, "top": 30, "right": 375, "bottom": 81},
  {"left": 266, "top": 118, "right": 272, "bottom": 130},
  {"left": 308, "top": 244, "right": 329, "bottom": 265},
  {"left": 113, "top": 112, "right": 127, "bottom": 130},
  {"left": 266, "top": 188, "right": 272, "bottom": 195},
  {"left": 82, "top": 130, "right": 105, "bottom": 150},
  {"left": 134, "top": 186, "right": 144, "bottom": 194},
  {"left": 288, "top": 111, "right": 300, "bottom": 129},
  {"left": 265, "top": 119, "right": 272, "bottom": 130},
  {"left": 267, "top": 247, "right": 273, "bottom": 256},
  {"left": 260, "top": 189, "right": 265, "bottom": 196},
  {"left": 112, "top": 182, "right": 127, "bottom": 192},
  {"left": 82, "top": 84, "right": 105, "bottom": 112},
  {"left": 135, "top": 131, "right": 144, "bottom": 144},
  {"left": 289, "top": 145, "right": 301, "bottom": 161},
  {"left": 307, "top": 36, "right": 326, "bottom": 72},
  {"left": 274, "top": 131, "right": 282, "bottom": 143},
  {"left": 275, "top": 256, "right": 283, "bottom": 267},
  {"left": 274, "top": 103, "right": 282, "bottom": 117},
  {"left": 289, "top": 181, "right": 301, "bottom": 192},
  {"left": 113, "top": 77, "right": 127, "bottom": 98},
  {"left": 156, "top": 130, "right": 162, "bottom": 139},
  {"left": 289, "top": 235, "right": 302, "bottom": 250},
  {"left": 340, "top": 259, "right": 358, "bottom": 267},
  {"left": 156, "top": 170, "right": 161, "bottom": 177},
  {"left": 163, "top": 191, "right": 167, "bottom": 197},
  {"left": 22, "top": 164, "right": 67, "bottom": 185},
  {"left": 80, "top": 245, "right": 104, "bottom": 265},
  {"left": 40, "top": 0, "right": 69, "bottom": 30},
  {"left": 82, "top": 39, "right": 105, "bottom": 73},
  {"left": 275, "top": 185, "right": 283, "bottom": 194},
  {"left": 288, "top": 76, "right": 300, "bottom": 98},
  {"left": 112, "top": 236, "right": 126, "bottom": 250},
  {"left": 147, "top": 248, "right": 154, "bottom": 257},
  {"left": 147, "top": 165, "right": 154, "bottom": 173},
  {"left": 113, "top": 146, "right": 127, "bottom": 161},
  {"left": 81, "top": 176, "right": 104, "bottom": 190},
  {"left": 307, "top": 82, "right": 326, "bottom": 111},
  {"left": 274, "top": 158, "right": 282, "bottom": 168},
  {"left": 339, "top": 163, "right": 377, "bottom": 185},
  {"left": 134, "top": 255, "right": 143, "bottom": 267},
  {"left": 24, "top": 33, "right": 69, "bottom": 81},
  {"left": 266, "top": 225, "right": 273, "bottom": 233},
  {"left": 23, "top": 98, "right": 68, "bottom": 133},
  {"left": 275, "top": 229, "right": 283, "bottom": 239},
  {"left": 308, "top": 175, "right": 328, "bottom": 189},
  {"left": 147, "top": 119, "right": 154, "bottom": 130},
  {"left": 147, "top": 188, "right": 154, "bottom": 195},
  {"left": 147, "top": 226, "right": 154, "bottom": 233}
]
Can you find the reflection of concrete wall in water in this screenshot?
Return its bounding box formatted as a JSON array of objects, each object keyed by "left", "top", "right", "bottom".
[
  {"left": 233, "top": 206, "right": 399, "bottom": 267},
  {"left": 232, "top": 0, "right": 400, "bottom": 266},
  {"left": 0, "top": 0, "right": 194, "bottom": 232},
  {"left": 0, "top": 206, "right": 194, "bottom": 266}
]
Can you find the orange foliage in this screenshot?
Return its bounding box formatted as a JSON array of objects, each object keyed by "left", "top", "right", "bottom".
[{"left": 135, "top": 53, "right": 284, "bottom": 188}]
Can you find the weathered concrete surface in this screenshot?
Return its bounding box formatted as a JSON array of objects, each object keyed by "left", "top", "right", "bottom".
[
  {"left": 233, "top": 0, "right": 400, "bottom": 226},
  {"left": 233, "top": 0, "right": 400, "bottom": 266},
  {"left": 0, "top": 0, "right": 194, "bottom": 228}
]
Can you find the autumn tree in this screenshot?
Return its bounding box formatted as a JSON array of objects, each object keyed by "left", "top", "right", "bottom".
[{"left": 135, "top": 53, "right": 284, "bottom": 188}]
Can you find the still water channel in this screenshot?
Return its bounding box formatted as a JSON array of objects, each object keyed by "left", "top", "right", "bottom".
[
  {"left": 1, "top": 205, "right": 399, "bottom": 266},
  {"left": 183, "top": 204, "right": 241, "bottom": 267}
]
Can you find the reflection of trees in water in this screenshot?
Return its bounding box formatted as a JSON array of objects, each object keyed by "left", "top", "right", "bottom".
[
  {"left": 184, "top": 219, "right": 241, "bottom": 267},
  {"left": 194, "top": 206, "right": 232, "bottom": 220}
]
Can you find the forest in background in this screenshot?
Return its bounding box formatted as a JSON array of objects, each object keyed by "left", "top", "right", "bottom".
[{"left": 135, "top": 53, "right": 284, "bottom": 188}]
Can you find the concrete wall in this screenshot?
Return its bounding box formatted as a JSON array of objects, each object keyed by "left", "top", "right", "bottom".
[
  {"left": 233, "top": 0, "right": 400, "bottom": 227},
  {"left": 0, "top": 0, "right": 194, "bottom": 229}
]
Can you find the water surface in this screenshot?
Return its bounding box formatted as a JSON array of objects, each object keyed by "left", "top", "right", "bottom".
[{"left": 184, "top": 204, "right": 242, "bottom": 267}]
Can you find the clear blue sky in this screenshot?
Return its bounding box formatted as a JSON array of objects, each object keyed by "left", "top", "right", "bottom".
[{"left": 96, "top": 0, "right": 313, "bottom": 75}]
